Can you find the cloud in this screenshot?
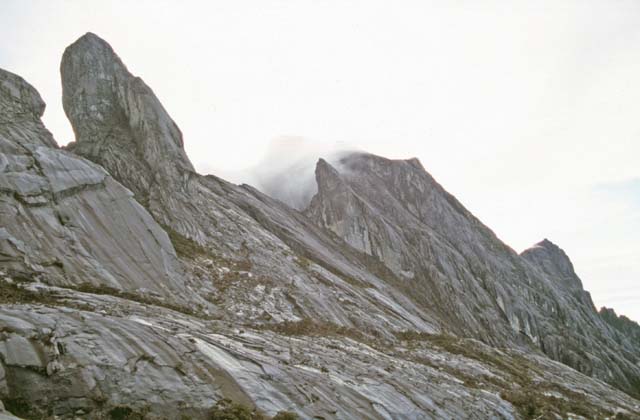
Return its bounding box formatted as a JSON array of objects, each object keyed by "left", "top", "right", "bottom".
[{"left": 235, "top": 136, "right": 357, "bottom": 210}]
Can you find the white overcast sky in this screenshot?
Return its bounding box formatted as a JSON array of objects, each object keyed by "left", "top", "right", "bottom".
[{"left": 1, "top": 0, "right": 639, "bottom": 321}]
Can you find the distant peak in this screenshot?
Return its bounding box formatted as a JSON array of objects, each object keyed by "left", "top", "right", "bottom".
[
  {"left": 80, "top": 31, "right": 104, "bottom": 41},
  {"left": 336, "top": 152, "right": 429, "bottom": 176},
  {"left": 406, "top": 157, "right": 424, "bottom": 169},
  {"left": 314, "top": 158, "right": 344, "bottom": 193},
  {"left": 0, "top": 68, "right": 46, "bottom": 119},
  {"left": 63, "top": 32, "right": 123, "bottom": 66},
  {"left": 599, "top": 307, "right": 617, "bottom": 317},
  {"left": 316, "top": 157, "right": 337, "bottom": 173},
  {"left": 522, "top": 238, "right": 565, "bottom": 258},
  {"left": 534, "top": 238, "right": 559, "bottom": 251},
  {"left": 73, "top": 32, "right": 108, "bottom": 46},
  {"left": 521, "top": 238, "right": 583, "bottom": 289}
]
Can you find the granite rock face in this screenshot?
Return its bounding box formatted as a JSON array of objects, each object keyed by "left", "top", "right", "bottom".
[
  {"left": 0, "top": 32, "right": 639, "bottom": 418},
  {"left": 62, "top": 33, "right": 194, "bottom": 205},
  {"left": 0, "top": 68, "right": 188, "bottom": 303},
  {"left": 2, "top": 283, "right": 638, "bottom": 419},
  {"left": 521, "top": 239, "right": 584, "bottom": 290},
  {"left": 600, "top": 306, "right": 640, "bottom": 347},
  {"left": 305, "top": 153, "right": 640, "bottom": 397},
  {"left": 61, "top": 33, "right": 441, "bottom": 338}
]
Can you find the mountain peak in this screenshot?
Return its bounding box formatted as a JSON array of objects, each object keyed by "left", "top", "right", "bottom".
[
  {"left": 0, "top": 68, "right": 46, "bottom": 119},
  {"left": 314, "top": 157, "right": 344, "bottom": 193},
  {"left": 61, "top": 33, "right": 194, "bottom": 200},
  {"left": 521, "top": 238, "right": 583, "bottom": 289},
  {"left": 0, "top": 68, "right": 57, "bottom": 148}
]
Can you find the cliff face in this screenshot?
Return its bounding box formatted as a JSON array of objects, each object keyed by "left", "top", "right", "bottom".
[
  {"left": 60, "top": 34, "right": 441, "bottom": 338},
  {"left": 62, "top": 33, "right": 194, "bottom": 204},
  {"left": 0, "top": 67, "right": 187, "bottom": 302},
  {"left": 0, "top": 33, "right": 638, "bottom": 419},
  {"left": 304, "top": 152, "right": 640, "bottom": 397},
  {"left": 600, "top": 306, "right": 640, "bottom": 347}
]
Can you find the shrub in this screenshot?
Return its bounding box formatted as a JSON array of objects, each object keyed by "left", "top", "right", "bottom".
[
  {"left": 208, "top": 399, "right": 266, "bottom": 420},
  {"left": 208, "top": 399, "right": 299, "bottom": 420},
  {"left": 272, "top": 411, "right": 299, "bottom": 420},
  {"left": 109, "top": 406, "right": 146, "bottom": 420}
]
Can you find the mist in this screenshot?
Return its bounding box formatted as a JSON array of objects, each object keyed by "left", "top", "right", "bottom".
[{"left": 228, "top": 136, "right": 357, "bottom": 211}]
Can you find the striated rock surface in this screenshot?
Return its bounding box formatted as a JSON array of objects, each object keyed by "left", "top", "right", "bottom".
[
  {"left": 1, "top": 282, "right": 639, "bottom": 419},
  {"left": 305, "top": 153, "right": 640, "bottom": 398},
  {"left": 61, "top": 33, "right": 442, "bottom": 338},
  {"left": 600, "top": 306, "right": 640, "bottom": 347},
  {"left": 62, "top": 33, "right": 194, "bottom": 205},
  {"left": 0, "top": 32, "right": 638, "bottom": 419},
  {"left": 0, "top": 68, "right": 190, "bottom": 304},
  {"left": 521, "top": 239, "right": 584, "bottom": 290}
]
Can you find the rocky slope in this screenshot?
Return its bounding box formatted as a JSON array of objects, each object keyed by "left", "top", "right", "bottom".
[
  {"left": 62, "top": 32, "right": 441, "bottom": 338},
  {"left": 600, "top": 306, "right": 640, "bottom": 348},
  {"left": 0, "top": 32, "right": 638, "bottom": 419},
  {"left": 305, "top": 153, "right": 640, "bottom": 398},
  {"left": 0, "top": 68, "right": 190, "bottom": 304}
]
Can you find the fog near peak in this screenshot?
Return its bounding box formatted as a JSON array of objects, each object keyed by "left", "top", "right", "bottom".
[{"left": 237, "top": 136, "right": 357, "bottom": 210}]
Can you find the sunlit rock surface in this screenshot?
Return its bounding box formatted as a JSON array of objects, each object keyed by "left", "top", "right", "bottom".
[{"left": 0, "top": 33, "right": 638, "bottom": 418}]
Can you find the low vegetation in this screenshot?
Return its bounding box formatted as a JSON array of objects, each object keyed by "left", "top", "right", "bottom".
[
  {"left": 0, "top": 281, "right": 55, "bottom": 305},
  {"left": 73, "top": 282, "right": 206, "bottom": 317},
  {"left": 256, "top": 318, "right": 379, "bottom": 343},
  {"left": 163, "top": 224, "right": 210, "bottom": 259},
  {"left": 207, "top": 399, "right": 299, "bottom": 420},
  {"left": 0, "top": 278, "right": 207, "bottom": 318},
  {"left": 396, "top": 331, "right": 616, "bottom": 419}
]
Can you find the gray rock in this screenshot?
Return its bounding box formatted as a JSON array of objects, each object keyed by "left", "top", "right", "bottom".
[
  {"left": 521, "top": 239, "right": 584, "bottom": 290},
  {"left": 305, "top": 153, "right": 640, "bottom": 397},
  {"left": 0, "top": 67, "right": 191, "bottom": 304},
  {"left": 62, "top": 33, "right": 194, "bottom": 204},
  {"left": 0, "top": 31, "right": 638, "bottom": 419},
  {"left": 60, "top": 33, "right": 441, "bottom": 338},
  {"left": 0, "top": 288, "right": 638, "bottom": 419}
]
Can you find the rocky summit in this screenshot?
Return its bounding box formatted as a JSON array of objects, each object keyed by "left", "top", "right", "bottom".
[{"left": 0, "top": 33, "right": 638, "bottom": 419}]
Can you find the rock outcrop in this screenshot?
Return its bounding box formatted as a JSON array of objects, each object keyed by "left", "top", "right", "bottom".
[
  {"left": 61, "top": 33, "right": 441, "bottom": 338},
  {"left": 62, "top": 33, "right": 194, "bottom": 205},
  {"left": 3, "top": 283, "right": 638, "bottom": 419},
  {"left": 0, "top": 68, "right": 189, "bottom": 303},
  {"left": 305, "top": 153, "right": 640, "bottom": 398},
  {"left": 600, "top": 306, "right": 640, "bottom": 347},
  {"left": 0, "top": 32, "right": 638, "bottom": 419},
  {"left": 521, "top": 239, "right": 584, "bottom": 290}
]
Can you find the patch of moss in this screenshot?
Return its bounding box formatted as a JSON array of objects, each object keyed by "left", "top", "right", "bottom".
[
  {"left": 296, "top": 256, "right": 311, "bottom": 270},
  {"left": 73, "top": 282, "right": 204, "bottom": 317},
  {"left": 109, "top": 405, "right": 147, "bottom": 420},
  {"left": 0, "top": 281, "right": 58, "bottom": 306},
  {"left": 272, "top": 412, "right": 299, "bottom": 420},
  {"left": 256, "top": 318, "right": 375, "bottom": 344},
  {"left": 3, "top": 396, "right": 34, "bottom": 418},
  {"left": 499, "top": 387, "right": 607, "bottom": 420},
  {"left": 162, "top": 224, "right": 209, "bottom": 259},
  {"left": 397, "top": 331, "right": 615, "bottom": 419},
  {"left": 208, "top": 399, "right": 299, "bottom": 420},
  {"left": 396, "top": 332, "right": 535, "bottom": 385}
]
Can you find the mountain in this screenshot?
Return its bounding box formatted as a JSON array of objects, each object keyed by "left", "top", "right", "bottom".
[
  {"left": 0, "top": 33, "right": 638, "bottom": 419},
  {"left": 0, "top": 67, "right": 187, "bottom": 301},
  {"left": 305, "top": 153, "right": 640, "bottom": 394}
]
